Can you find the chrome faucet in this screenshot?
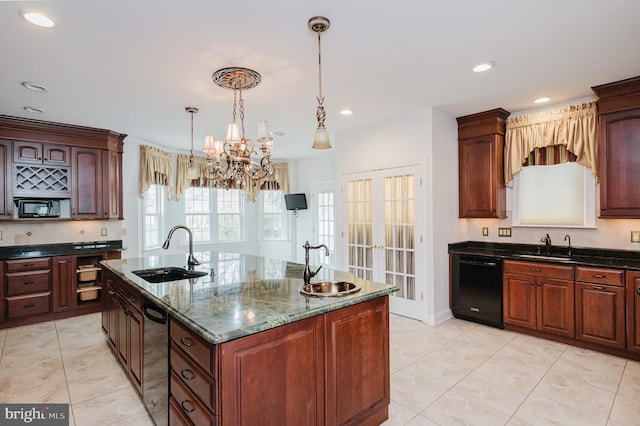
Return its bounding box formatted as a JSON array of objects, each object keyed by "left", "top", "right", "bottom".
[
  {"left": 162, "top": 225, "right": 201, "bottom": 271},
  {"left": 540, "top": 234, "right": 552, "bottom": 255},
  {"left": 303, "top": 241, "right": 329, "bottom": 284},
  {"left": 564, "top": 234, "right": 572, "bottom": 256}
]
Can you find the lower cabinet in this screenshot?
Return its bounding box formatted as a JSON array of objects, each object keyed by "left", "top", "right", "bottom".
[
  {"left": 575, "top": 267, "right": 626, "bottom": 349},
  {"left": 626, "top": 271, "right": 640, "bottom": 353},
  {"left": 169, "top": 296, "right": 390, "bottom": 426},
  {"left": 52, "top": 256, "right": 75, "bottom": 312},
  {"left": 503, "top": 260, "right": 575, "bottom": 338},
  {"left": 4, "top": 257, "right": 52, "bottom": 320}
]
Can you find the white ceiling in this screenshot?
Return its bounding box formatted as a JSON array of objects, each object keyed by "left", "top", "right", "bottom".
[{"left": 1, "top": 1, "right": 639, "bottom": 160}]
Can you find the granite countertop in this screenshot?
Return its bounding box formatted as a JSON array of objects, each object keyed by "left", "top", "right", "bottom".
[
  {"left": 0, "top": 240, "right": 123, "bottom": 260},
  {"left": 449, "top": 241, "right": 640, "bottom": 270},
  {"left": 101, "top": 252, "right": 397, "bottom": 345}
]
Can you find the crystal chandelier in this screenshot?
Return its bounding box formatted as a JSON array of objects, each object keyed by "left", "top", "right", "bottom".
[
  {"left": 309, "top": 16, "right": 331, "bottom": 149},
  {"left": 202, "top": 67, "right": 274, "bottom": 187}
]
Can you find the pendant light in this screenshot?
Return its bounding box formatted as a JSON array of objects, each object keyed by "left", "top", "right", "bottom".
[
  {"left": 309, "top": 16, "right": 332, "bottom": 149},
  {"left": 186, "top": 106, "right": 199, "bottom": 179}
]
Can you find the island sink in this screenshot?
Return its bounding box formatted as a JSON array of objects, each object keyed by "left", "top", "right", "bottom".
[
  {"left": 132, "top": 267, "right": 208, "bottom": 283},
  {"left": 300, "top": 281, "right": 361, "bottom": 297}
]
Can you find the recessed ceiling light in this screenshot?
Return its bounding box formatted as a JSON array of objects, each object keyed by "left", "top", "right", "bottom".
[
  {"left": 21, "top": 11, "right": 55, "bottom": 28},
  {"left": 21, "top": 81, "right": 48, "bottom": 92},
  {"left": 472, "top": 62, "right": 494, "bottom": 73},
  {"left": 23, "top": 106, "right": 44, "bottom": 114},
  {"left": 340, "top": 109, "right": 354, "bottom": 116},
  {"left": 534, "top": 97, "right": 551, "bottom": 104}
]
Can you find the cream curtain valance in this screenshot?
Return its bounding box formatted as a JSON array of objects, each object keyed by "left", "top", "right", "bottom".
[
  {"left": 504, "top": 102, "right": 598, "bottom": 184},
  {"left": 139, "top": 145, "right": 174, "bottom": 198},
  {"left": 175, "top": 156, "right": 290, "bottom": 203}
]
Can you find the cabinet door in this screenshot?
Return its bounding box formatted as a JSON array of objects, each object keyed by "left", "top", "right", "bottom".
[
  {"left": 0, "top": 140, "right": 11, "bottom": 219},
  {"left": 537, "top": 278, "right": 574, "bottom": 337},
  {"left": 128, "top": 306, "right": 143, "bottom": 393},
  {"left": 599, "top": 109, "right": 640, "bottom": 217},
  {"left": 13, "top": 141, "right": 42, "bottom": 163},
  {"left": 43, "top": 144, "right": 70, "bottom": 166},
  {"left": 324, "top": 296, "right": 390, "bottom": 426},
  {"left": 117, "top": 296, "right": 128, "bottom": 365},
  {"left": 220, "top": 315, "right": 324, "bottom": 426},
  {"left": 103, "top": 149, "right": 123, "bottom": 219},
  {"left": 503, "top": 273, "right": 536, "bottom": 329},
  {"left": 626, "top": 272, "right": 640, "bottom": 353},
  {"left": 576, "top": 282, "right": 625, "bottom": 349},
  {"left": 0, "top": 261, "right": 4, "bottom": 321},
  {"left": 458, "top": 135, "right": 505, "bottom": 218},
  {"left": 71, "top": 147, "right": 103, "bottom": 219},
  {"left": 52, "top": 255, "right": 75, "bottom": 312}
]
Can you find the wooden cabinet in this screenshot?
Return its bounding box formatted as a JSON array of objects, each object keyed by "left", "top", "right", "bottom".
[
  {"left": 626, "top": 271, "right": 640, "bottom": 353},
  {"left": 575, "top": 267, "right": 625, "bottom": 349},
  {"left": 0, "top": 140, "right": 11, "bottom": 219},
  {"left": 168, "top": 295, "right": 390, "bottom": 425},
  {"left": 503, "top": 260, "right": 574, "bottom": 338},
  {"left": 3, "top": 258, "right": 52, "bottom": 320},
  {"left": 52, "top": 255, "right": 75, "bottom": 313},
  {"left": 102, "top": 269, "right": 118, "bottom": 349},
  {"left": 110, "top": 272, "right": 143, "bottom": 394},
  {"left": 103, "top": 149, "right": 123, "bottom": 219},
  {"left": 13, "top": 141, "right": 71, "bottom": 166},
  {"left": 71, "top": 147, "right": 103, "bottom": 219},
  {"left": 592, "top": 76, "right": 640, "bottom": 218},
  {"left": 456, "top": 108, "right": 510, "bottom": 218}
]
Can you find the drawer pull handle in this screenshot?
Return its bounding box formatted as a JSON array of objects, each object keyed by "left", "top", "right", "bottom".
[
  {"left": 24, "top": 304, "right": 36, "bottom": 308},
  {"left": 23, "top": 281, "right": 35, "bottom": 285},
  {"left": 592, "top": 286, "right": 604, "bottom": 291},
  {"left": 180, "top": 400, "right": 196, "bottom": 413},
  {"left": 637, "top": 285, "right": 640, "bottom": 294},
  {"left": 181, "top": 369, "right": 196, "bottom": 381},
  {"left": 23, "top": 263, "right": 34, "bottom": 268},
  {"left": 128, "top": 296, "right": 136, "bottom": 303},
  {"left": 531, "top": 268, "right": 542, "bottom": 272},
  {"left": 180, "top": 337, "right": 194, "bottom": 347},
  {"left": 108, "top": 290, "right": 116, "bottom": 295},
  {"left": 593, "top": 274, "right": 606, "bottom": 279}
]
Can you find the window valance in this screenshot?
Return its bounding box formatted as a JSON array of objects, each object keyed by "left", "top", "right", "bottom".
[
  {"left": 504, "top": 101, "right": 598, "bottom": 184},
  {"left": 139, "top": 145, "right": 174, "bottom": 198}
]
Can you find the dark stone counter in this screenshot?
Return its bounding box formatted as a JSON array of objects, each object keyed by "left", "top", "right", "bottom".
[{"left": 0, "top": 240, "right": 123, "bottom": 260}]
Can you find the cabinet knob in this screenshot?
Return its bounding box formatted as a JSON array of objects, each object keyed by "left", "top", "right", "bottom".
[
  {"left": 108, "top": 290, "right": 116, "bottom": 295},
  {"left": 180, "top": 337, "right": 194, "bottom": 348},
  {"left": 637, "top": 285, "right": 640, "bottom": 294},
  {"left": 180, "top": 400, "right": 196, "bottom": 413},
  {"left": 531, "top": 268, "right": 542, "bottom": 272},
  {"left": 601, "top": 206, "right": 606, "bottom": 210},
  {"left": 593, "top": 274, "right": 606, "bottom": 279}
]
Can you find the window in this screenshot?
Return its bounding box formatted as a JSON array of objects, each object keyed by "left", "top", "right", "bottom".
[
  {"left": 316, "top": 190, "right": 335, "bottom": 266},
  {"left": 513, "top": 162, "right": 596, "bottom": 227},
  {"left": 260, "top": 190, "right": 287, "bottom": 240},
  {"left": 183, "top": 187, "right": 244, "bottom": 242},
  {"left": 143, "top": 184, "right": 166, "bottom": 249}
]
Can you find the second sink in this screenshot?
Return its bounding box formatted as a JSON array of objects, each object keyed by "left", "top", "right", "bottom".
[
  {"left": 132, "top": 267, "right": 208, "bottom": 283},
  {"left": 515, "top": 254, "right": 573, "bottom": 262},
  {"left": 300, "top": 281, "right": 361, "bottom": 297}
]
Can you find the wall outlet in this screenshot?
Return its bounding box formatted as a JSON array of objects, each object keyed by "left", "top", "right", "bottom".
[
  {"left": 631, "top": 231, "right": 640, "bottom": 243},
  {"left": 482, "top": 227, "right": 489, "bottom": 236},
  {"left": 121, "top": 228, "right": 127, "bottom": 236},
  {"left": 101, "top": 228, "right": 108, "bottom": 236},
  {"left": 498, "top": 227, "right": 512, "bottom": 237}
]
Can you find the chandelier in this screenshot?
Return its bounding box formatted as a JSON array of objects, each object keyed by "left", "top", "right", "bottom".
[
  {"left": 202, "top": 67, "right": 274, "bottom": 187},
  {"left": 309, "top": 16, "right": 331, "bottom": 149}
]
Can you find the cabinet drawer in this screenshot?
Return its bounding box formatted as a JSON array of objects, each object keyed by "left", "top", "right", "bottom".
[
  {"left": 114, "top": 281, "right": 141, "bottom": 311},
  {"left": 6, "top": 293, "right": 50, "bottom": 318},
  {"left": 171, "top": 372, "right": 216, "bottom": 426},
  {"left": 171, "top": 342, "right": 216, "bottom": 412},
  {"left": 169, "top": 396, "right": 193, "bottom": 426},
  {"left": 576, "top": 267, "right": 624, "bottom": 286},
  {"left": 170, "top": 319, "right": 215, "bottom": 376},
  {"left": 504, "top": 260, "right": 574, "bottom": 280},
  {"left": 5, "top": 258, "right": 51, "bottom": 272},
  {"left": 6, "top": 271, "right": 50, "bottom": 295}
]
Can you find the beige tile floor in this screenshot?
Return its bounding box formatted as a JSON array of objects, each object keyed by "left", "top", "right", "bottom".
[{"left": 1, "top": 313, "right": 639, "bottom": 425}]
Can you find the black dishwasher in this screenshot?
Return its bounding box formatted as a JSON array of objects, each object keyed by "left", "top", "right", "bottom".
[{"left": 451, "top": 254, "right": 504, "bottom": 329}]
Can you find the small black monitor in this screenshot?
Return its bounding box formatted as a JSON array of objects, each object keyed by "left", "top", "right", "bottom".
[{"left": 284, "top": 193, "right": 307, "bottom": 211}]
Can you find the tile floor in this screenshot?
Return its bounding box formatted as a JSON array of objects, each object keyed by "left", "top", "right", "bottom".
[{"left": 0, "top": 313, "right": 639, "bottom": 425}]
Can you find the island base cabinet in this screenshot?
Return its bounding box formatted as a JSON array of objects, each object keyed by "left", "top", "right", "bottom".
[
  {"left": 219, "top": 315, "right": 325, "bottom": 426},
  {"left": 627, "top": 272, "right": 640, "bottom": 353},
  {"left": 324, "top": 296, "right": 390, "bottom": 426}
]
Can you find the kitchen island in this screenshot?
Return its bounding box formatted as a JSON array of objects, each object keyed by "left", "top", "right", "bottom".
[{"left": 101, "top": 252, "right": 396, "bottom": 426}]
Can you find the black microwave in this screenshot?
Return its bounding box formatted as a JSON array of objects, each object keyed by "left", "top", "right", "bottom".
[{"left": 16, "top": 199, "right": 61, "bottom": 218}]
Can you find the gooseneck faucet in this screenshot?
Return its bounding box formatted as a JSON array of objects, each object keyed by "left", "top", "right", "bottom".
[
  {"left": 564, "top": 234, "right": 572, "bottom": 256},
  {"left": 540, "top": 233, "right": 552, "bottom": 255},
  {"left": 162, "top": 225, "right": 201, "bottom": 270},
  {"left": 303, "top": 241, "right": 330, "bottom": 285}
]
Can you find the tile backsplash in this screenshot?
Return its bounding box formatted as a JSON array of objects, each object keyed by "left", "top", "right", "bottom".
[{"left": 0, "top": 221, "right": 123, "bottom": 247}]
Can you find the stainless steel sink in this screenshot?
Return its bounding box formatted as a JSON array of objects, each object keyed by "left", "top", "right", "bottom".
[
  {"left": 300, "top": 281, "right": 361, "bottom": 297},
  {"left": 515, "top": 254, "right": 573, "bottom": 262},
  {"left": 132, "top": 267, "right": 208, "bottom": 283}
]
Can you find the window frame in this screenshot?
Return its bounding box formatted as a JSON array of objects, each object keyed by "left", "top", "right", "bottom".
[
  {"left": 182, "top": 187, "right": 245, "bottom": 243},
  {"left": 258, "top": 190, "right": 289, "bottom": 241},
  {"left": 142, "top": 184, "right": 166, "bottom": 250}
]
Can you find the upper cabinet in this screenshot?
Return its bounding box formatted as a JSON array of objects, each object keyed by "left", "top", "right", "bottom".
[
  {"left": 456, "top": 108, "right": 510, "bottom": 218},
  {"left": 0, "top": 115, "right": 126, "bottom": 221},
  {"left": 592, "top": 76, "right": 640, "bottom": 218}
]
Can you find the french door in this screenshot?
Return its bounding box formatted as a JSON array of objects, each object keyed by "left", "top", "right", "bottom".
[{"left": 342, "top": 165, "right": 425, "bottom": 320}]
